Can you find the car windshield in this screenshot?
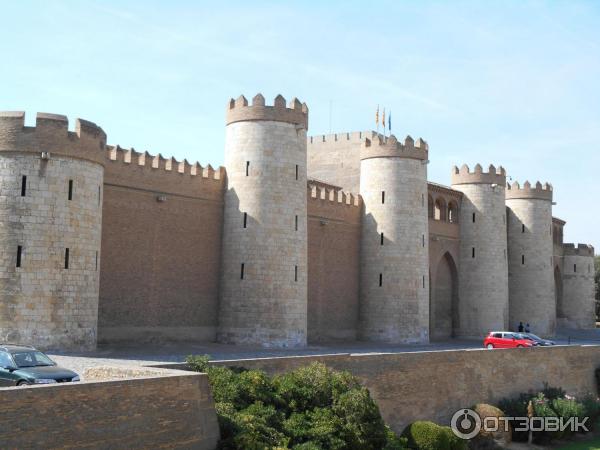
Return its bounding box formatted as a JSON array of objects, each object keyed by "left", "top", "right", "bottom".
[
  {"left": 11, "top": 351, "right": 55, "bottom": 368},
  {"left": 525, "top": 333, "right": 542, "bottom": 341}
]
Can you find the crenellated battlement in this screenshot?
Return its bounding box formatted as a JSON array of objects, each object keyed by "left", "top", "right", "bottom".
[
  {"left": 307, "top": 180, "right": 361, "bottom": 207},
  {"left": 563, "top": 243, "right": 595, "bottom": 257},
  {"left": 225, "top": 93, "right": 308, "bottom": 129},
  {"left": 505, "top": 180, "right": 553, "bottom": 201},
  {"left": 309, "top": 131, "right": 370, "bottom": 145},
  {"left": 0, "top": 111, "right": 107, "bottom": 165},
  {"left": 451, "top": 163, "right": 506, "bottom": 186},
  {"left": 104, "top": 145, "right": 225, "bottom": 200},
  {"left": 106, "top": 145, "right": 224, "bottom": 180},
  {"left": 360, "top": 133, "right": 428, "bottom": 161}
]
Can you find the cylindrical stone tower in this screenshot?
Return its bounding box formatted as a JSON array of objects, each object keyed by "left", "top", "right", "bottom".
[
  {"left": 359, "top": 134, "right": 430, "bottom": 343},
  {"left": 506, "top": 181, "right": 555, "bottom": 336},
  {"left": 451, "top": 164, "right": 509, "bottom": 337},
  {"left": 218, "top": 94, "right": 309, "bottom": 347},
  {"left": 561, "top": 244, "right": 596, "bottom": 329},
  {"left": 0, "top": 112, "right": 105, "bottom": 350}
]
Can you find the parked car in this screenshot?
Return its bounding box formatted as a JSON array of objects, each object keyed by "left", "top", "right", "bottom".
[
  {"left": 521, "top": 333, "right": 555, "bottom": 346},
  {"left": 0, "top": 344, "right": 80, "bottom": 387},
  {"left": 483, "top": 331, "right": 535, "bottom": 349}
]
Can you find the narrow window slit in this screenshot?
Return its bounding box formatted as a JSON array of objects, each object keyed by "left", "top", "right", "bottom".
[
  {"left": 16, "top": 246, "right": 22, "bottom": 268},
  {"left": 472, "top": 247, "right": 475, "bottom": 258},
  {"left": 294, "top": 265, "right": 298, "bottom": 282},
  {"left": 243, "top": 212, "right": 247, "bottom": 228},
  {"left": 245, "top": 161, "right": 250, "bottom": 176},
  {"left": 21, "top": 175, "right": 27, "bottom": 197},
  {"left": 380, "top": 232, "right": 384, "bottom": 246},
  {"left": 381, "top": 191, "right": 385, "bottom": 204},
  {"left": 240, "top": 263, "right": 245, "bottom": 279},
  {"left": 64, "top": 248, "right": 70, "bottom": 269},
  {"left": 379, "top": 273, "right": 383, "bottom": 287},
  {"left": 68, "top": 179, "right": 73, "bottom": 200}
]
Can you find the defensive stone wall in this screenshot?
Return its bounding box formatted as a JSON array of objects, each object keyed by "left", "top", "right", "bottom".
[
  {"left": 0, "top": 367, "right": 219, "bottom": 449},
  {"left": 307, "top": 182, "right": 362, "bottom": 342},
  {"left": 451, "top": 164, "right": 509, "bottom": 337},
  {"left": 359, "top": 134, "right": 430, "bottom": 343},
  {"left": 0, "top": 112, "right": 105, "bottom": 350},
  {"left": 307, "top": 131, "right": 368, "bottom": 192},
  {"left": 506, "top": 181, "right": 555, "bottom": 336},
  {"left": 205, "top": 345, "right": 600, "bottom": 434},
  {"left": 99, "top": 146, "right": 225, "bottom": 343},
  {"left": 219, "top": 94, "right": 309, "bottom": 347},
  {"left": 561, "top": 244, "right": 596, "bottom": 329}
]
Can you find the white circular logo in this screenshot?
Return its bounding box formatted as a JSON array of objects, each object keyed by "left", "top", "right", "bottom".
[{"left": 451, "top": 408, "right": 482, "bottom": 440}]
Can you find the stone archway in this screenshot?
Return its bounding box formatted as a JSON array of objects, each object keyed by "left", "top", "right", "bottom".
[
  {"left": 430, "top": 252, "right": 459, "bottom": 340},
  {"left": 555, "top": 265, "right": 564, "bottom": 318}
]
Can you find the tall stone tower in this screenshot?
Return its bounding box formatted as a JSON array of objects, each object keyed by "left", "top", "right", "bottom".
[
  {"left": 0, "top": 112, "right": 105, "bottom": 350},
  {"left": 506, "top": 181, "right": 555, "bottom": 336},
  {"left": 561, "top": 244, "right": 596, "bottom": 329},
  {"left": 451, "top": 164, "right": 509, "bottom": 337},
  {"left": 359, "top": 134, "right": 430, "bottom": 343},
  {"left": 218, "top": 94, "right": 309, "bottom": 347}
]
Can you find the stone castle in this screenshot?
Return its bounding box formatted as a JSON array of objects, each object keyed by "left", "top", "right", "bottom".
[{"left": 0, "top": 94, "right": 595, "bottom": 350}]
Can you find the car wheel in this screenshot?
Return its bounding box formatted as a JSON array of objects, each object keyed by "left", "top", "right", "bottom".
[
  {"left": 517, "top": 345, "right": 524, "bottom": 348},
  {"left": 16, "top": 380, "right": 29, "bottom": 387},
  {"left": 486, "top": 344, "right": 494, "bottom": 349}
]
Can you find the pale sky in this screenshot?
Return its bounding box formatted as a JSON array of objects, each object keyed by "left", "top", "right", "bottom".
[{"left": 2, "top": 1, "right": 599, "bottom": 249}]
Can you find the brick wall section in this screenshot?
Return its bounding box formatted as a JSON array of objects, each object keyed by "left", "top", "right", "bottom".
[
  {"left": 98, "top": 149, "right": 225, "bottom": 343},
  {"left": 204, "top": 345, "right": 600, "bottom": 434},
  {"left": 307, "top": 186, "right": 361, "bottom": 342},
  {"left": 0, "top": 370, "right": 219, "bottom": 449}
]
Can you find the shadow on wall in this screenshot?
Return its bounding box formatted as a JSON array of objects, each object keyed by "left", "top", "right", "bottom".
[{"left": 429, "top": 252, "right": 459, "bottom": 341}]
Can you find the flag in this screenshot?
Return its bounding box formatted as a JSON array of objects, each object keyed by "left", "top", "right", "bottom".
[
  {"left": 375, "top": 105, "right": 379, "bottom": 127},
  {"left": 388, "top": 111, "right": 391, "bottom": 132},
  {"left": 382, "top": 108, "right": 386, "bottom": 128}
]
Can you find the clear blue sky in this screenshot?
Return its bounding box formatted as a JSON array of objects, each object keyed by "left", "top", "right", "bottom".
[{"left": 2, "top": 1, "right": 599, "bottom": 249}]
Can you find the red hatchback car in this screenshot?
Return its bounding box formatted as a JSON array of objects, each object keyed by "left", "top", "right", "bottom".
[{"left": 484, "top": 331, "right": 535, "bottom": 349}]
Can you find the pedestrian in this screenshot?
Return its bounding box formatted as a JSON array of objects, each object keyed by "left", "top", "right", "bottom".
[
  {"left": 525, "top": 323, "right": 530, "bottom": 333},
  {"left": 518, "top": 322, "right": 524, "bottom": 332}
]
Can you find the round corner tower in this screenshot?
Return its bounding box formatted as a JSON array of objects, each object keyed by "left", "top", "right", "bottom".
[
  {"left": 506, "top": 181, "right": 555, "bottom": 336},
  {"left": 218, "top": 94, "right": 309, "bottom": 348},
  {"left": 561, "top": 244, "right": 595, "bottom": 329},
  {"left": 451, "top": 164, "right": 509, "bottom": 337},
  {"left": 359, "top": 134, "right": 429, "bottom": 343},
  {"left": 0, "top": 111, "right": 105, "bottom": 350}
]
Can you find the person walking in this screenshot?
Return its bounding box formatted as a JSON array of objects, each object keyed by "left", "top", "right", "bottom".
[
  {"left": 525, "top": 323, "right": 530, "bottom": 333},
  {"left": 518, "top": 322, "right": 524, "bottom": 332}
]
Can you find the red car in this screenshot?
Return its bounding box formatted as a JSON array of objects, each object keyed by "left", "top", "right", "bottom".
[{"left": 484, "top": 331, "right": 535, "bottom": 349}]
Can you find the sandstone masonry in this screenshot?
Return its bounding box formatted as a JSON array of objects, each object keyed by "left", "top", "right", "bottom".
[{"left": 0, "top": 94, "right": 595, "bottom": 349}]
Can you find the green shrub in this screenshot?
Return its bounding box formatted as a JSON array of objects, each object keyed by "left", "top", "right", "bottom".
[
  {"left": 401, "top": 420, "right": 466, "bottom": 450},
  {"left": 187, "top": 357, "right": 406, "bottom": 449}
]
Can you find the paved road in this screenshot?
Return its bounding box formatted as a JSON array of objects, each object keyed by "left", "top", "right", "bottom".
[{"left": 46, "top": 335, "right": 599, "bottom": 378}]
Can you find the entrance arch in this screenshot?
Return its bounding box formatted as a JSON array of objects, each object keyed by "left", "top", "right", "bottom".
[
  {"left": 430, "top": 252, "right": 459, "bottom": 340},
  {"left": 555, "top": 265, "right": 564, "bottom": 318}
]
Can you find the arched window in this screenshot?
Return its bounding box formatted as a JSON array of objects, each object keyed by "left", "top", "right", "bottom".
[
  {"left": 434, "top": 198, "right": 447, "bottom": 221},
  {"left": 447, "top": 201, "right": 458, "bottom": 223}
]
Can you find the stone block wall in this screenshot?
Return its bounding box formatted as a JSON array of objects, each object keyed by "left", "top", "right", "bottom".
[
  {"left": 307, "top": 183, "right": 361, "bottom": 342},
  {"left": 207, "top": 345, "right": 600, "bottom": 434},
  {"left": 0, "top": 369, "right": 219, "bottom": 449},
  {"left": 98, "top": 146, "right": 225, "bottom": 343},
  {"left": 0, "top": 112, "right": 105, "bottom": 350}
]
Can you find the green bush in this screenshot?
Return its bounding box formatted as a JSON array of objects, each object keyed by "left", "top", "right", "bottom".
[
  {"left": 498, "top": 385, "right": 600, "bottom": 445},
  {"left": 400, "top": 420, "right": 466, "bottom": 450},
  {"left": 186, "top": 356, "right": 406, "bottom": 449}
]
